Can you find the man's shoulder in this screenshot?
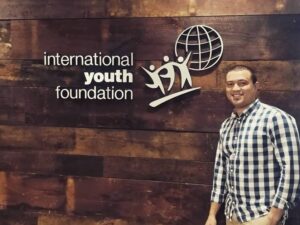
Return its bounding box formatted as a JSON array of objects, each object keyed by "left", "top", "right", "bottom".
[
  {"left": 259, "top": 102, "right": 281, "bottom": 113},
  {"left": 259, "top": 101, "right": 296, "bottom": 121},
  {"left": 219, "top": 117, "right": 233, "bottom": 133},
  {"left": 221, "top": 116, "right": 232, "bottom": 126}
]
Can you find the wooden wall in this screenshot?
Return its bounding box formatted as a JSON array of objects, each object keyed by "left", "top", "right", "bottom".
[{"left": 0, "top": 0, "right": 300, "bottom": 224}]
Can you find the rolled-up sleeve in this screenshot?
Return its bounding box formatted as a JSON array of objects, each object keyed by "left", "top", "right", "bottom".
[
  {"left": 211, "top": 131, "right": 228, "bottom": 204},
  {"left": 270, "top": 112, "right": 300, "bottom": 210}
]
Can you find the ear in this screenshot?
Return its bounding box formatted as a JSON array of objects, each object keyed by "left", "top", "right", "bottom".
[{"left": 254, "top": 81, "right": 260, "bottom": 90}]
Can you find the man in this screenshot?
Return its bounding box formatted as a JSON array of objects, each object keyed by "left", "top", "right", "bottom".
[{"left": 205, "top": 65, "right": 300, "bottom": 225}]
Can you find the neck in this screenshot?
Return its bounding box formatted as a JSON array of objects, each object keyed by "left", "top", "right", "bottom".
[
  {"left": 234, "top": 99, "right": 258, "bottom": 116},
  {"left": 234, "top": 108, "right": 245, "bottom": 116}
]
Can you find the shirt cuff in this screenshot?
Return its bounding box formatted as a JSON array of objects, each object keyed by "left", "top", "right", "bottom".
[
  {"left": 211, "top": 191, "right": 226, "bottom": 204},
  {"left": 271, "top": 196, "right": 289, "bottom": 210}
]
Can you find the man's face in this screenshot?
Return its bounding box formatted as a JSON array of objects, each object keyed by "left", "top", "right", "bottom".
[{"left": 225, "top": 69, "right": 258, "bottom": 112}]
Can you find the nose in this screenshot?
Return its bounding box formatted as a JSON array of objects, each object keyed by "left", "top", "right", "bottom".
[{"left": 232, "top": 83, "right": 241, "bottom": 91}]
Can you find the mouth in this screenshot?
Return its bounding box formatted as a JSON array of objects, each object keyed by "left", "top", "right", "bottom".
[{"left": 231, "top": 93, "right": 243, "bottom": 99}]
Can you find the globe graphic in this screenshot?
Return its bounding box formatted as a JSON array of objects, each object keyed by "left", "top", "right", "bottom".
[{"left": 175, "top": 25, "right": 223, "bottom": 71}]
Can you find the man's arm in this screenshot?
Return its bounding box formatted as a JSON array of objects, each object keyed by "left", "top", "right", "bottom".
[
  {"left": 205, "top": 202, "right": 221, "bottom": 225},
  {"left": 267, "top": 207, "right": 284, "bottom": 225},
  {"left": 210, "top": 138, "right": 228, "bottom": 204},
  {"left": 269, "top": 112, "right": 300, "bottom": 220},
  {"left": 206, "top": 132, "right": 228, "bottom": 224}
]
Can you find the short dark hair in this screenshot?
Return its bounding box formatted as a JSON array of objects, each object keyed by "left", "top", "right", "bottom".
[{"left": 226, "top": 65, "right": 257, "bottom": 84}]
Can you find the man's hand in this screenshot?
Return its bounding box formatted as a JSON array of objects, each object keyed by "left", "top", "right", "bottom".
[
  {"left": 204, "top": 215, "right": 217, "bottom": 225},
  {"left": 205, "top": 202, "right": 220, "bottom": 225},
  {"left": 204, "top": 202, "right": 221, "bottom": 225},
  {"left": 266, "top": 207, "right": 284, "bottom": 225}
]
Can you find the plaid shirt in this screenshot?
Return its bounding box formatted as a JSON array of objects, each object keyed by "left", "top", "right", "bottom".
[{"left": 211, "top": 99, "right": 300, "bottom": 223}]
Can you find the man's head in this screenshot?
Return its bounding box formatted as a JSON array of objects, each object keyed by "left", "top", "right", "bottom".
[{"left": 225, "top": 65, "right": 259, "bottom": 114}]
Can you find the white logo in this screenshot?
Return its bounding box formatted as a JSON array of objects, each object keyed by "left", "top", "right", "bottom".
[
  {"left": 143, "top": 25, "right": 223, "bottom": 108},
  {"left": 175, "top": 25, "right": 223, "bottom": 71}
]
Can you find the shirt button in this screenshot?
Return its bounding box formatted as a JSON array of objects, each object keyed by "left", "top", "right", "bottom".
[{"left": 234, "top": 136, "right": 238, "bottom": 140}]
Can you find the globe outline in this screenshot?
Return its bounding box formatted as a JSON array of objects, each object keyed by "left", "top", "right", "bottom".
[{"left": 175, "top": 25, "right": 224, "bottom": 71}]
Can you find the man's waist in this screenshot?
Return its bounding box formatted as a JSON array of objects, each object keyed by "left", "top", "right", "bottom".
[{"left": 225, "top": 194, "right": 272, "bottom": 222}]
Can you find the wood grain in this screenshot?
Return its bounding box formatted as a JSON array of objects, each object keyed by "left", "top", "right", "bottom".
[
  {"left": 0, "top": 86, "right": 299, "bottom": 131},
  {"left": 39, "top": 214, "right": 131, "bottom": 225},
  {"left": 0, "top": 0, "right": 300, "bottom": 19},
  {"left": 8, "top": 15, "right": 300, "bottom": 61},
  {"left": 0, "top": 176, "right": 299, "bottom": 225},
  {"left": 0, "top": 0, "right": 105, "bottom": 19},
  {"left": 216, "top": 60, "right": 300, "bottom": 91},
  {"left": 0, "top": 150, "right": 214, "bottom": 184},
  {"left": 132, "top": 90, "right": 300, "bottom": 132},
  {"left": 1, "top": 60, "right": 300, "bottom": 91},
  {"left": 0, "top": 172, "right": 7, "bottom": 209},
  {"left": 5, "top": 173, "right": 66, "bottom": 210},
  {"left": 72, "top": 177, "right": 212, "bottom": 225},
  {"left": 103, "top": 156, "right": 214, "bottom": 184},
  {"left": 0, "top": 125, "right": 219, "bottom": 161},
  {"left": 0, "top": 125, "right": 75, "bottom": 151},
  {"left": 0, "top": 1, "right": 299, "bottom": 225},
  {"left": 106, "top": 0, "right": 300, "bottom": 17},
  {"left": 0, "top": 21, "right": 11, "bottom": 58},
  {"left": 0, "top": 174, "right": 215, "bottom": 224},
  {"left": 0, "top": 209, "right": 38, "bottom": 225},
  {"left": 75, "top": 128, "right": 219, "bottom": 160},
  {"left": 0, "top": 151, "right": 103, "bottom": 177},
  {"left": 0, "top": 86, "right": 228, "bottom": 131}
]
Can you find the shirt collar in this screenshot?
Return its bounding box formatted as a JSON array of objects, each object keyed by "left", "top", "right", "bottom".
[{"left": 230, "top": 99, "right": 260, "bottom": 119}]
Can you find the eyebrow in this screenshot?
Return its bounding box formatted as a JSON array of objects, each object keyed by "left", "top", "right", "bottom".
[{"left": 226, "top": 79, "right": 249, "bottom": 82}]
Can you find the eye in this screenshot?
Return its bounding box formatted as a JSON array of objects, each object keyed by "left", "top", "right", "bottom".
[
  {"left": 226, "top": 82, "right": 234, "bottom": 88},
  {"left": 238, "top": 81, "right": 248, "bottom": 87}
]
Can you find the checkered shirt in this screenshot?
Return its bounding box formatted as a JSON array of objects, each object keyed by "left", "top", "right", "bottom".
[{"left": 211, "top": 99, "right": 300, "bottom": 223}]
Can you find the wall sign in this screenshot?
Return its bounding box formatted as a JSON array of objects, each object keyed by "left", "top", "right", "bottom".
[
  {"left": 143, "top": 25, "right": 223, "bottom": 108},
  {"left": 45, "top": 25, "right": 223, "bottom": 108}
]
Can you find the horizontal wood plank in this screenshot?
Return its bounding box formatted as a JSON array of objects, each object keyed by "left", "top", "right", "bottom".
[
  {"left": 4, "top": 173, "right": 66, "bottom": 210},
  {"left": 7, "top": 15, "right": 300, "bottom": 61},
  {"left": 75, "top": 128, "right": 218, "bottom": 160},
  {"left": 0, "top": 125, "right": 75, "bottom": 151},
  {"left": 0, "top": 151, "right": 214, "bottom": 184},
  {"left": 216, "top": 60, "right": 300, "bottom": 91},
  {"left": 71, "top": 177, "right": 212, "bottom": 225},
  {"left": 0, "top": 86, "right": 229, "bottom": 131},
  {"left": 1, "top": 60, "right": 300, "bottom": 91},
  {"left": 132, "top": 90, "right": 300, "bottom": 132},
  {"left": 38, "top": 214, "right": 135, "bottom": 225},
  {"left": 0, "top": 175, "right": 299, "bottom": 225},
  {"left": 0, "top": 0, "right": 105, "bottom": 20},
  {"left": 37, "top": 210, "right": 300, "bottom": 225},
  {"left": 104, "top": 156, "right": 214, "bottom": 184},
  {"left": 0, "top": 151, "right": 103, "bottom": 177},
  {"left": 0, "top": 209, "right": 38, "bottom": 225},
  {"left": 106, "top": 0, "right": 300, "bottom": 17},
  {"left": 0, "top": 86, "right": 299, "bottom": 132},
  {"left": 0, "top": 174, "right": 216, "bottom": 224},
  {"left": 0, "top": 0, "right": 300, "bottom": 19},
  {"left": 0, "top": 125, "right": 219, "bottom": 161}
]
